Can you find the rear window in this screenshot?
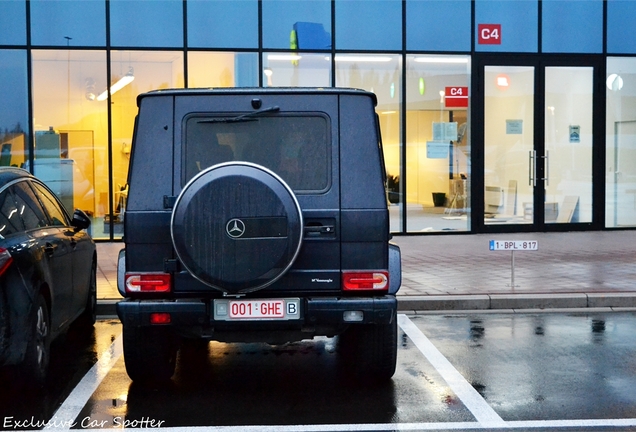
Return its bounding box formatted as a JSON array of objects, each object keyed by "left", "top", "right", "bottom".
[
  {"left": 0, "top": 189, "right": 23, "bottom": 238},
  {"left": 184, "top": 114, "right": 330, "bottom": 192}
]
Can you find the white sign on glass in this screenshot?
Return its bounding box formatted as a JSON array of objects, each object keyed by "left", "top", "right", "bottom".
[
  {"left": 432, "top": 122, "right": 458, "bottom": 141},
  {"left": 506, "top": 119, "right": 523, "bottom": 134}
]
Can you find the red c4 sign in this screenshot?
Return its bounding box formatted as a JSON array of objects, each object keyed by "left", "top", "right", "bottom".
[
  {"left": 445, "top": 87, "right": 468, "bottom": 108},
  {"left": 478, "top": 24, "right": 501, "bottom": 45}
]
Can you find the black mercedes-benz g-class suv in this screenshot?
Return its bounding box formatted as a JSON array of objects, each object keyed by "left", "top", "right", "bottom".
[{"left": 116, "top": 87, "right": 401, "bottom": 383}]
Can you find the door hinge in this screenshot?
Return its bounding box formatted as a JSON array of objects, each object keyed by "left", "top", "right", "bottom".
[{"left": 164, "top": 259, "right": 179, "bottom": 273}]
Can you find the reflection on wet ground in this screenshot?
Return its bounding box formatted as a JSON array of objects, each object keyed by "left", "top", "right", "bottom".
[
  {"left": 410, "top": 312, "right": 636, "bottom": 422},
  {"left": 4, "top": 313, "right": 636, "bottom": 431},
  {"left": 0, "top": 320, "right": 121, "bottom": 429},
  {"left": 77, "top": 333, "right": 476, "bottom": 428}
]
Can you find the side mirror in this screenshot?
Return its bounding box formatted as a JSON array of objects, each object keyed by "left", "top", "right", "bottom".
[{"left": 71, "top": 209, "right": 91, "bottom": 231}]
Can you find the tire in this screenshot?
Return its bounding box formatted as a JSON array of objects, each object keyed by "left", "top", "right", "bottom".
[
  {"left": 0, "top": 289, "right": 8, "bottom": 361},
  {"left": 19, "top": 294, "right": 51, "bottom": 390},
  {"left": 338, "top": 319, "right": 398, "bottom": 382},
  {"left": 171, "top": 162, "right": 303, "bottom": 294},
  {"left": 78, "top": 260, "right": 97, "bottom": 326},
  {"left": 122, "top": 325, "right": 177, "bottom": 384}
]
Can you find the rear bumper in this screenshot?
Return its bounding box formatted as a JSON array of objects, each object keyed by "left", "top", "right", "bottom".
[{"left": 116, "top": 296, "right": 397, "bottom": 330}]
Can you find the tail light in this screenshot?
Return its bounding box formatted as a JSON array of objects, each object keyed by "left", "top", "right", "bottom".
[
  {"left": 0, "top": 248, "right": 13, "bottom": 276},
  {"left": 125, "top": 273, "right": 171, "bottom": 293},
  {"left": 342, "top": 271, "right": 389, "bottom": 291},
  {"left": 150, "top": 312, "right": 171, "bottom": 325}
]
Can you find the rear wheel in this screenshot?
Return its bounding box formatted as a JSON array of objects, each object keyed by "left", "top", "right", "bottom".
[
  {"left": 19, "top": 294, "right": 51, "bottom": 390},
  {"left": 338, "top": 319, "right": 398, "bottom": 382},
  {"left": 122, "top": 325, "right": 178, "bottom": 384}
]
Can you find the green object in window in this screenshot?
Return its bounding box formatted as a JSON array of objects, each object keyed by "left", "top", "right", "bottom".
[{"left": 290, "top": 29, "right": 298, "bottom": 50}]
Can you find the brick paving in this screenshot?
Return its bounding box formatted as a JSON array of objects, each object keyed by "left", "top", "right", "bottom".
[
  {"left": 392, "top": 230, "right": 636, "bottom": 296},
  {"left": 96, "top": 230, "right": 636, "bottom": 311}
]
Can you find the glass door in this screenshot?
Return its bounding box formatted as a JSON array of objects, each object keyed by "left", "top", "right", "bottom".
[
  {"left": 543, "top": 66, "right": 594, "bottom": 225},
  {"left": 481, "top": 61, "right": 596, "bottom": 231},
  {"left": 483, "top": 65, "right": 536, "bottom": 226},
  {"left": 612, "top": 121, "right": 636, "bottom": 226}
]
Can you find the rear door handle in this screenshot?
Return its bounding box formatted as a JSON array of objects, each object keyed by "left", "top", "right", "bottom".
[
  {"left": 44, "top": 242, "right": 57, "bottom": 256},
  {"left": 304, "top": 225, "right": 335, "bottom": 236}
]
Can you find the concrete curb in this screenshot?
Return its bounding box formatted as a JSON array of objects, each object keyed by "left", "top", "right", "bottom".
[
  {"left": 396, "top": 293, "right": 636, "bottom": 311},
  {"left": 96, "top": 300, "right": 119, "bottom": 317},
  {"left": 96, "top": 293, "right": 636, "bottom": 317}
]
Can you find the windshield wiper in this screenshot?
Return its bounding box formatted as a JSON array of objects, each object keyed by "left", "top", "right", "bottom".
[{"left": 198, "top": 106, "right": 280, "bottom": 123}]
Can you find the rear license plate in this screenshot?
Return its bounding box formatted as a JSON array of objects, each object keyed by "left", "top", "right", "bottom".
[{"left": 213, "top": 298, "right": 301, "bottom": 321}]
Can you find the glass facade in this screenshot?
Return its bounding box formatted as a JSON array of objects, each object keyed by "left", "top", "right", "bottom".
[
  {"left": 187, "top": 1, "right": 258, "bottom": 49},
  {"left": 31, "top": 50, "right": 108, "bottom": 227},
  {"left": 30, "top": 0, "right": 106, "bottom": 47},
  {"left": 542, "top": 0, "right": 602, "bottom": 54},
  {"left": 484, "top": 66, "right": 535, "bottom": 226},
  {"left": 0, "top": 0, "right": 635, "bottom": 237},
  {"left": 188, "top": 52, "right": 259, "bottom": 88},
  {"left": 475, "top": 0, "right": 538, "bottom": 53},
  {"left": 0, "top": 1, "right": 26, "bottom": 46},
  {"left": 0, "top": 50, "right": 28, "bottom": 169},
  {"left": 335, "top": 54, "right": 402, "bottom": 229},
  {"left": 606, "top": 57, "right": 636, "bottom": 227},
  {"left": 406, "top": 1, "right": 471, "bottom": 52},
  {"left": 608, "top": 0, "right": 636, "bottom": 54},
  {"left": 263, "top": 0, "right": 330, "bottom": 49},
  {"left": 108, "top": 51, "right": 184, "bottom": 238},
  {"left": 405, "top": 55, "right": 470, "bottom": 232},
  {"left": 335, "top": 1, "right": 401, "bottom": 50},
  {"left": 264, "top": 53, "right": 330, "bottom": 87},
  {"left": 110, "top": 0, "right": 183, "bottom": 48}
]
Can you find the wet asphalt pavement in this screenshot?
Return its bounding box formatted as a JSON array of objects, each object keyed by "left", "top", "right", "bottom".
[{"left": 2, "top": 311, "right": 636, "bottom": 431}]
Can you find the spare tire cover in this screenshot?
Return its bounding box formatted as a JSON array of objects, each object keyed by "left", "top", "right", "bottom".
[{"left": 171, "top": 162, "right": 303, "bottom": 294}]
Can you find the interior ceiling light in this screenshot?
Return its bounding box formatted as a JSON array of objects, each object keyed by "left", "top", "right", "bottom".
[
  {"left": 413, "top": 57, "right": 469, "bottom": 64},
  {"left": 334, "top": 56, "right": 392, "bottom": 62},
  {"left": 97, "top": 67, "right": 134, "bottom": 101},
  {"left": 496, "top": 74, "right": 510, "bottom": 89},
  {"left": 85, "top": 78, "right": 96, "bottom": 101},
  {"left": 267, "top": 54, "right": 302, "bottom": 61},
  {"left": 606, "top": 74, "right": 624, "bottom": 91}
]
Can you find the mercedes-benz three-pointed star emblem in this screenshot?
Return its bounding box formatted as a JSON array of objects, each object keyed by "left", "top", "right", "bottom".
[{"left": 226, "top": 218, "right": 246, "bottom": 238}]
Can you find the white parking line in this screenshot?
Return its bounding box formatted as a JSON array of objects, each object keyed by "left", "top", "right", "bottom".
[
  {"left": 44, "top": 334, "right": 123, "bottom": 430},
  {"left": 39, "top": 318, "right": 636, "bottom": 432},
  {"left": 397, "top": 314, "right": 506, "bottom": 428},
  {"left": 75, "top": 418, "right": 636, "bottom": 431}
]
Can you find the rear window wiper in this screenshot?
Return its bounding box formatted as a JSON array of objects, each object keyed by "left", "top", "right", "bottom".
[{"left": 197, "top": 106, "right": 280, "bottom": 123}]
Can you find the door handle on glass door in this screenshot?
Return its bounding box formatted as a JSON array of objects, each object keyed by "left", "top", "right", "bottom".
[
  {"left": 541, "top": 151, "right": 550, "bottom": 186},
  {"left": 529, "top": 150, "right": 537, "bottom": 187}
]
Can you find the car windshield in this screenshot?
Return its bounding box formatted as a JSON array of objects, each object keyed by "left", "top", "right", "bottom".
[{"left": 184, "top": 114, "right": 330, "bottom": 192}]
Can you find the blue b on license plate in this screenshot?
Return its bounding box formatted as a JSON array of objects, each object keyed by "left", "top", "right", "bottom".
[{"left": 213, "top": 298, "right": 301, "bottom": 321}]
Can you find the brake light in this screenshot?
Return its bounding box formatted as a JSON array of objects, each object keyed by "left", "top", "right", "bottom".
[
  {"left": 125, "top": 273, "right": 172, "bottom": 293},
  {"left": 342, "top": 271, "right": 389, "bottom": 291},
  {"left": 150, "top": 312, "right": 171, "bottom": 325},
  {"left": 0, "top": 248, "right": 13, "bottom": 276}
]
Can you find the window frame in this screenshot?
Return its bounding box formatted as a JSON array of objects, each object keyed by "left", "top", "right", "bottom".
[{"left": 30, "top": 180, "right": 71, "bottom": 227}]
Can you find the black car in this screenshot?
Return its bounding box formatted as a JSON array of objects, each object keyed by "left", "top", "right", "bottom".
[
  {"left": 0, "top": 167, "right": 96, "bottom": 388},
  {"left": 117, "top": 88, "right": 401, "bottom": 384}
]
